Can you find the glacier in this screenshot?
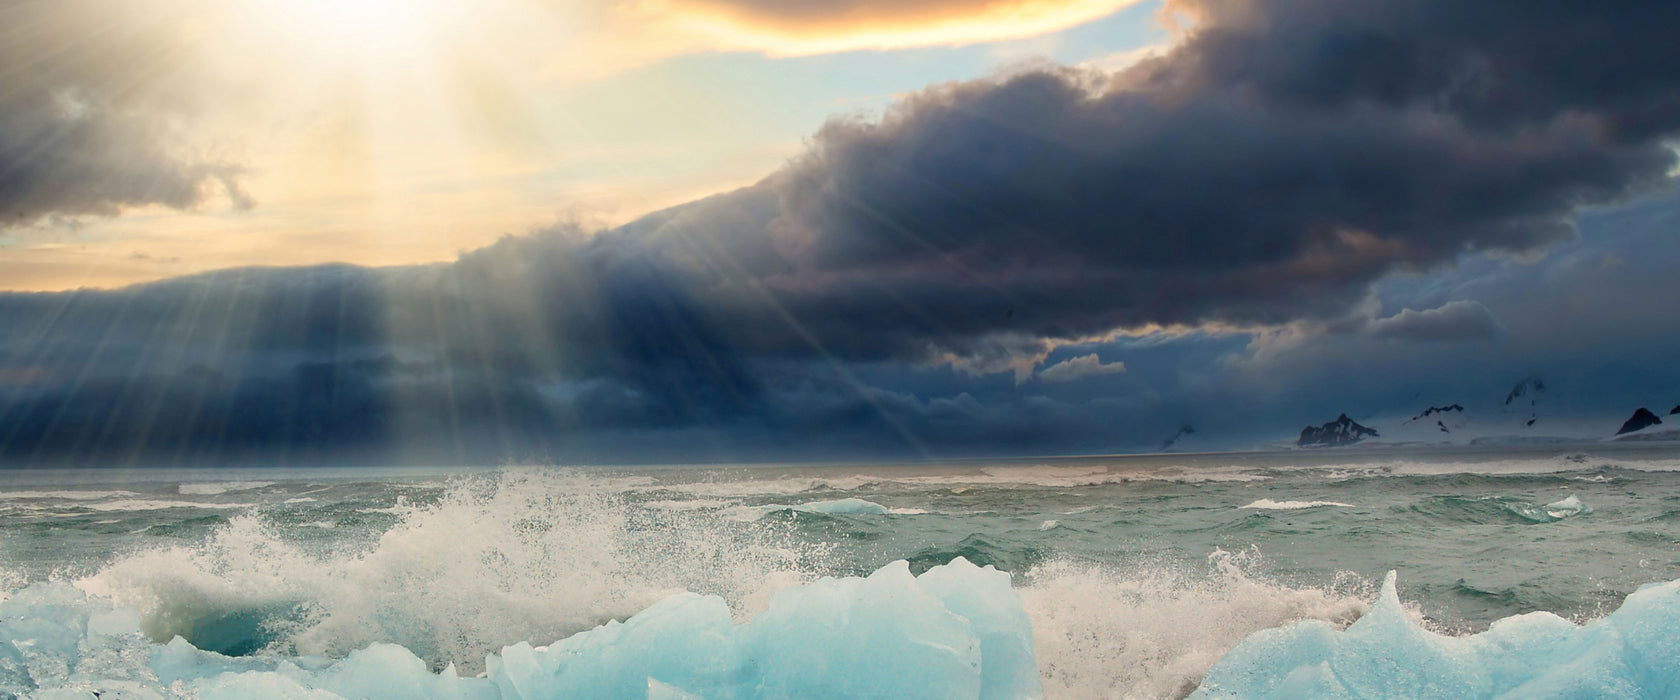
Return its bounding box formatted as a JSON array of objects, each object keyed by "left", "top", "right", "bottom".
[{"left": 1191, "top": 571, "right": 1680, "bottom": 699}]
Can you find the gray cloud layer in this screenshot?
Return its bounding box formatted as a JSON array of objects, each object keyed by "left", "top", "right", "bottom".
[
  {"left": 0, "top": 0, "right": 246, "bottom": 228},
  {"left": 1366, "top": 301, "right": 1502, "bottom": 342},
  {"left": 2, "top": 0, "right": 1678, "bottom": 464}
]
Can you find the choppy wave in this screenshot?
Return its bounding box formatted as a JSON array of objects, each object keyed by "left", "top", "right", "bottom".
[
  {"left": 2, "top": 464, "right": 1677, "bottom": 698},
  {"left": 1407, "top": 493, "right": 1593, "bottom": 525},
  {"left": 0, "top": 470, "right": 1378, "bottom": 698},
  {"left": 1022, "top": 550, "right": 1370, "bottom": 698},
  {"left": 178, "top": 481, "right": 275, "bottom": 496},
  {"left": 1309, "top": 454, "right": 1680, "bottom": 480},
  {"left": 645, "top": 465, "right": 1270, "bottom": 502},
  {"left": 76, "top": 470, "right": 819, "bottom": 671},
  {"left": 0, "top": 489, "right": 140, "bottom": 500},
  {"left": 723, "top": 498, "right": 927, "bottom": 521},
  {"left": 1239, "top": 499, "right": 1353, "bottom": 510},
  {"left": 12, "top": 545, "right": 1674, "bottom": 699},
  {"left": 1504, "top": 494, "right": 1592, "bottom": 522}
]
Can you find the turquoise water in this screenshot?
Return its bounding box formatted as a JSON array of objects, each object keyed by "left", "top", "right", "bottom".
[{"left": 2, "top": 445, "right": 1678, "bottom": 697}]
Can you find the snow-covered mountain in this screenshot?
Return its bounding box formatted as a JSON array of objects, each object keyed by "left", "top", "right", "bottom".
[
  {"left": 1617, "top": 408, "right": 1664, "bottom": 435},
  {"left": 1296, "top": 414, "right": 1380, "bottom": 447},
  {"left": 1271, "top": 377, "right": 1678, "bottom": 449}
]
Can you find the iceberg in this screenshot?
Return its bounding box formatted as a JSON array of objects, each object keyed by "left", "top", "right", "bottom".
[
  {"left": 2, "top": 558, "right": 1042, "bottom": 700},
  {"left": 1190, "top": 571, "right": 1680, "bottom": 699}
]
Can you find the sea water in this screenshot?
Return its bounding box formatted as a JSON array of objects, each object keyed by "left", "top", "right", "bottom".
[{"left": 2, "top": 445, "right": 1679, "bottom": 698}]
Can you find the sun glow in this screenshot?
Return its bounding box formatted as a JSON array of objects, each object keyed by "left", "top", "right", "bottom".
[{"left": 232, "top": 0, "right": 469, "bottom": 58}]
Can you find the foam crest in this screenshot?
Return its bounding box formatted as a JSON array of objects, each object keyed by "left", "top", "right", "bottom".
[
  {"left": 1020, "top": 550, "right": 1370, "bottom": 699},
  {"left": 178, "top": 481, "right": 275, "bottom": 496},
  {"left": 722, "top": 498, "right": 927, "bottom": 522},
  {"left": 0, "top": 490, "right": 140, "bottom": 500},
  {"left": 1504, "top": 494, "right": 1592, "bottom": 522},
  {"left": 901, "top": 466, "right": 1267, "bottom": 487},
  {"left": 1305, "top": 453, "right": 1680, "bottom": 480},
  {"left": 77, "top": 469, "right": 819, "bottom": 673},
  {"left": 654, "top": 475, "right": 883, "bottom": 498},
  {"left": 1239, "top": 499, "right": 1352, "bottom": 511},
  {"left": 655, "top": 465, "right": 1268, "bottom": 499}
]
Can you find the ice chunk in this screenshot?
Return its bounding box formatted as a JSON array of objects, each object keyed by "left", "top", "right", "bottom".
[
  {"left": 1191, "top": 571, "right": 1680, "bottom": 699},
  {"left": 484, "top": 557, "right": 1039, "bottom": 699},
  {"left": 916, "top": 558, "right": 1042, "bottom": 700},
  {"left": 738, "top": 560, "right": 984, "bottom": 699},
  {"left": 138, "top": 557, "right": 1042, "bottom": 700},
  {"left": 488, "top": 592, "right": 738, "bottom": 700},
  {"left": 787, "top": 497, "right": 891, "bottom": 515},
  {"left": 1543, "top": 494, "right": 1590, "bottom": 518}
]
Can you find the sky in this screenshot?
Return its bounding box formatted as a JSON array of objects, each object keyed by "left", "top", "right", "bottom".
[{"left": 1, "top": 0, "right": 1678, "bottom": 466}]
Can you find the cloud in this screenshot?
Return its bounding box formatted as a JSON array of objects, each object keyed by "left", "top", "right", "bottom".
[
  {"left": 3, "top": 0, "right": 1680, "bottom": 464},
  {"left": 0, "top": 0, "right": 248, "bottom": 229},
  {"left": 652, "top": 0, "right": 1144, "bottom": 54},
  {"left": 1038, "top": 354, "right": 1127, "bottom": 383},
  {"left": 1366, "top": 301, "right": 1502, "bottom": 342}
]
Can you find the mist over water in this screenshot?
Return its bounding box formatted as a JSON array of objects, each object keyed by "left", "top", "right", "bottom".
[{"left": 3, "top": 445, "right": 1680, "bottom": 697}]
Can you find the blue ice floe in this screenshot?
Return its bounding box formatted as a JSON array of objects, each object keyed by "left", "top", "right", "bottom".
[
  {"left": 7, "top": 556, "right": 1680, "bottom": 699},
  {"left": 1191, "top": 571, "right": 1680, "bottom": 699},
  {"left": 6, "top": 557, "right": 1039, "bottom": 700}
]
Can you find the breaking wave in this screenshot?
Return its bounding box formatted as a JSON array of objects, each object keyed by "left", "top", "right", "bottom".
[{"left": 0, "top": 469, "right": 1672, "bottom": 698}]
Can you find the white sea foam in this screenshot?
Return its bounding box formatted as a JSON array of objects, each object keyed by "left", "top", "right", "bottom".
[
  {"left": 656, "top": 464, "right": 1268, "bottom": 498},
  {"left": 655, "top": 475, "right": 883, "bottom": 498},
  {"left": 722, "top": 497, "right": 924, "bottom": 522},
  {"left": 1543, "top": 494, "right": 1590, "bottom": 518},
  {"left": 1021, "top": 550, "right": 1371, "bottom": 699},
  {"left": 178, "top": 481, "right": 275, "bottom": 496},
  {"left": 77, "top": 469, "right": 818, "bottom": 673},
  {"left": 0, "top": 490, "right": 139, "bottom": 500},
  {"left": 1301, "top": 454, "right": 1680, "bottom": 480},
  {"left": 1239, "top": 499, "right": 1353, "bottom": 511},
  {"left": 637, "top": 498, "right": 738, "bottom": 512},
  {"left": 902, "top": 465, "right": 1268, "bottom": 487},
  {"left": 4, "top": 465, "right": 1673, "bottom": 698},
  {"left": 81, "top": 499, "right": 257, "bottom": 512}
]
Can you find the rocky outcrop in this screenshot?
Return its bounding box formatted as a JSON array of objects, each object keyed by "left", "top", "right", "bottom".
[
  {"left": 1298, "top": 414, "right": 1379, "bottom": 447},
  {"left": 1671, "top": 406, "right": 1679, "bottom": 415},
  {"left": 1412, "top": 404, "right": 1464, "bottom": 420},
  {"left": 1617, "top": 408, "right": 1663, "bottom": 435}
]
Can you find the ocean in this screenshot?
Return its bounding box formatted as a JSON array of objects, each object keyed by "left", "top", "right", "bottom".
[{"left": 3, "top": 444, "right": 1679, "bottom": 698}]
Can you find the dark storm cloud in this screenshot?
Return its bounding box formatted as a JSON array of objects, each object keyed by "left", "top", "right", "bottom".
[
  {"left": 741, "top": 0, "right": 1680, "bottom": 350},
  {"left": 4, "top": 0, "right": 1680, "bottom": 463},
  {"left": 0, "top": 0, "right": 247, "bottom": 227},
  {"left": 1215, "top": 187, "right": 1680, "bottom": 436},
  {"left": 1147, "top": 0, "right": 1680, "bottom": 140},
  {"left": 468, "top": 0, "right": 1679, "bottom": 374}
]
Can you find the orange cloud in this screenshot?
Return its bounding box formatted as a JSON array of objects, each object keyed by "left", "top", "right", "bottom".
[{"left": 646, "top": 0, "right": 1145, "bottom": 55}]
